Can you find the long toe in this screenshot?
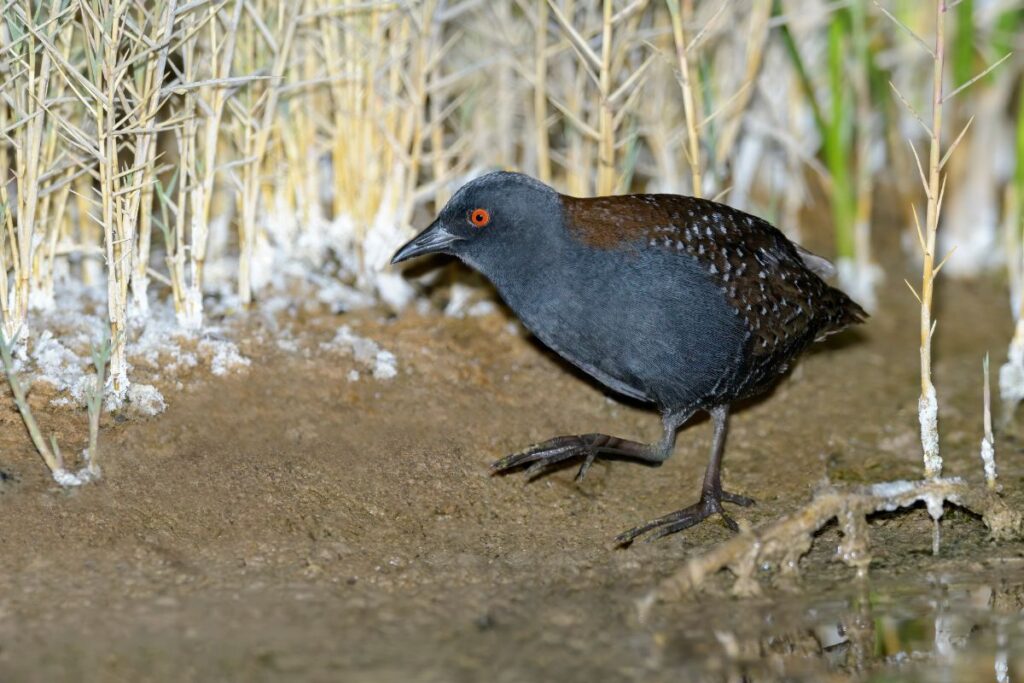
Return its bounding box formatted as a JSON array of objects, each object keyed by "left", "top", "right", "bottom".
[
  {"left": 491, "top": 436, "right": 584, "bottom": 473},
  {"left": 638, "top": 508, "right": 715, "bottom": 543},
  {"left": 614, "top": 502, "right": 706, "bottom": 545},
  {"left": 720, "top": 490, "right": 755, "bottom": 507},
  {"left": 616, "top": 496, "right": 746, "bottom": 545},
  {"left": 491, "top": 435, "right": 605, "bottom": 479}
]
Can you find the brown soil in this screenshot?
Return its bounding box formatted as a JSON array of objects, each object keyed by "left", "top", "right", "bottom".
[{"left": 1, "top": 264, "right": 1023, "bottom": 682}]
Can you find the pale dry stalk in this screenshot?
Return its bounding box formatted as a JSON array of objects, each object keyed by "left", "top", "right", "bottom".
[
  {"left": 713, "top": 0, "right": 770, "bottom": 169},
  {"left": 164, "top": 6, "right": 204, "bottom": 322},
  {"left": 57, "top": 0, "right": 177, "bottom": 398},
  {"left": 0, "top": 0, "right": 66, "bottom": 343},
  {"left": 128, "top": 0, "right": 179, "bottom": 317},
  {"left": 917, "top": 1, "right": 947, "bottom": 478},
  {"left": 534, "top": 0, "right": 551, "bottom": 183},
  {"left": 183, "top": 0, "right": 244, "bottom": 329},
  {"left": 981, "top": 354, "right": 996, "bottom": 489},
  {"left": 0, "top": 103, "right": 9, "bottom": 335},
  {"left": 667, "top": 0, "right": 702, "bottom": 197},
  {"left": 883, "top": 0, "right": 1007, "bottom": 480},
  {"left": 399, "top": 0, "right": 438, "bottom": 229},
  {"left": 85, "top": 0, "right": 135, "bottom": 398},
  {"left": 596, "top": 0, "right": 614, "bottom": 195},
  {"left": 234, "top": 1, "right": 298, "bottom": 306},
  {"left": 544, "top": 0, "right": 650, "bottom": 196}
]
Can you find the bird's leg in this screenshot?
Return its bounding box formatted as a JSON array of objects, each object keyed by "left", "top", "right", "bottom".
[
  {"left": 616, "top": 405, "right": 754, "bottom": 545},
  {"left": 492, "top": 410, "right": 693, "bottom": 482}
]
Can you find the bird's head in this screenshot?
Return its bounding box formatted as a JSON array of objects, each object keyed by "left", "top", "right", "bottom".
[{"left": 391, "top": 171, "right": 561, "bottom": 269}]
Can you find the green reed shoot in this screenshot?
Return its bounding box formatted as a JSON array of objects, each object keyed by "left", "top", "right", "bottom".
[
  {"left": 86, "top": 337, "right": 111, "bottom": 477},
  {"left": 825, "top": 12, "right": 856, "bottom": 263},
  {"left": 0, "top": 326, "right": 62, "bottom": 476}
]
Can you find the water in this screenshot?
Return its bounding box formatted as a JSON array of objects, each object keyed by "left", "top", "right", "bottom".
[{"left": 648, "top": 567, "right": 1024, "bottom": 682}]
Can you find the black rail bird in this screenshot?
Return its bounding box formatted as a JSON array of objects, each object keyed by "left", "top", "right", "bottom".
[{"left": 392, "top": 172, "right": 865, "bottom": 543}]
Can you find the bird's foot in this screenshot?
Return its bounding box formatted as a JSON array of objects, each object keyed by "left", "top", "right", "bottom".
[
  {"left": 615, "top": 489, "right": 755, "bottom": 545},
  {"left": 492, "top": 435, "right": 605, "bottom": 482}
]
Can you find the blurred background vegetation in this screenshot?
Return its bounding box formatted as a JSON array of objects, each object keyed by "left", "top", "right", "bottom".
[{"left": 0, "top": 0, "right": 1021, "bottom": 401}]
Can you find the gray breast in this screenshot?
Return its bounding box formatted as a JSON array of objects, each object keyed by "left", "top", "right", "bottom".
[{"left": 497, "top": 244, "right": 747, "bottom": 410}]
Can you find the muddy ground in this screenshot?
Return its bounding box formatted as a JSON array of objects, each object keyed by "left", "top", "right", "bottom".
[{"left": 1, "top": 256, "right": 1024, "bottom": 681}]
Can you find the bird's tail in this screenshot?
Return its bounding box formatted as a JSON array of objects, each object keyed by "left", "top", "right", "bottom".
[{"left": 817, "top": 286, "right": 868, "bottom": 340}]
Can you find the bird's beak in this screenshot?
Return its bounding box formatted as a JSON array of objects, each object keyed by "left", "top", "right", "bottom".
[{"left": 391, "top": 220, "right": 462, "bottom": 264}]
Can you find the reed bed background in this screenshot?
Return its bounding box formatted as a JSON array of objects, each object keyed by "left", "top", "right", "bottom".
[{"left": 0, "top": 0, "right": 1021, "bottom": 422}]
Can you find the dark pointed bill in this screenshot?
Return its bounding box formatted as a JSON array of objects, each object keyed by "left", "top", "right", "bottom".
[{"left": 391, "top": 220, "right": 462, "bottom": 264}]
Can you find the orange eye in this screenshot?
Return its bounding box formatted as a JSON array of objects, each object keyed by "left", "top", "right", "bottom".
[{"left": 469, "top": 208, "right": 490, "bottom": 228}]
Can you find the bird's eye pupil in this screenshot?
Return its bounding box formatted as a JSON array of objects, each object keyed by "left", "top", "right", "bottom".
[{"left": 470, "top": 208, "right": 490, "bottom": 227}]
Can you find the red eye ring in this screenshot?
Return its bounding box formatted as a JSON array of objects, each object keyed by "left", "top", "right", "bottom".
[{"left": 469, "top": 208, "right": 490, "bottom": 228}]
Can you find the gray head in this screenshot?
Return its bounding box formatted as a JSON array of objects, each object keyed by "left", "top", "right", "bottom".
[{"left": 391, "top": 172, "right": 561, "bottom": 268}]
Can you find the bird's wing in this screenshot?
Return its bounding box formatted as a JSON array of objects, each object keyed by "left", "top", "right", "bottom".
[{"left": 564, "top": 194, "right": 860, "bottom": 358}]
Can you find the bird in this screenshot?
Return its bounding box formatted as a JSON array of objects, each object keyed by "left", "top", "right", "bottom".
[{"left": 392, "top": 171, "right": 866, "bottom": 543}]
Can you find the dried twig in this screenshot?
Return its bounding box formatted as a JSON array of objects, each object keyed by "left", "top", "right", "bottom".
[{"left": 639, "top": 478, "right": 1021, "bottom": 617}]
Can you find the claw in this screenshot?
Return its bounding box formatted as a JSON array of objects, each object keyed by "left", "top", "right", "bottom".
[
  {"left": 574, "top": 451, "right": 598, "bottom": 482},
  {"left": 719, "top": 512, "right": 740, "bottom": 532}
]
